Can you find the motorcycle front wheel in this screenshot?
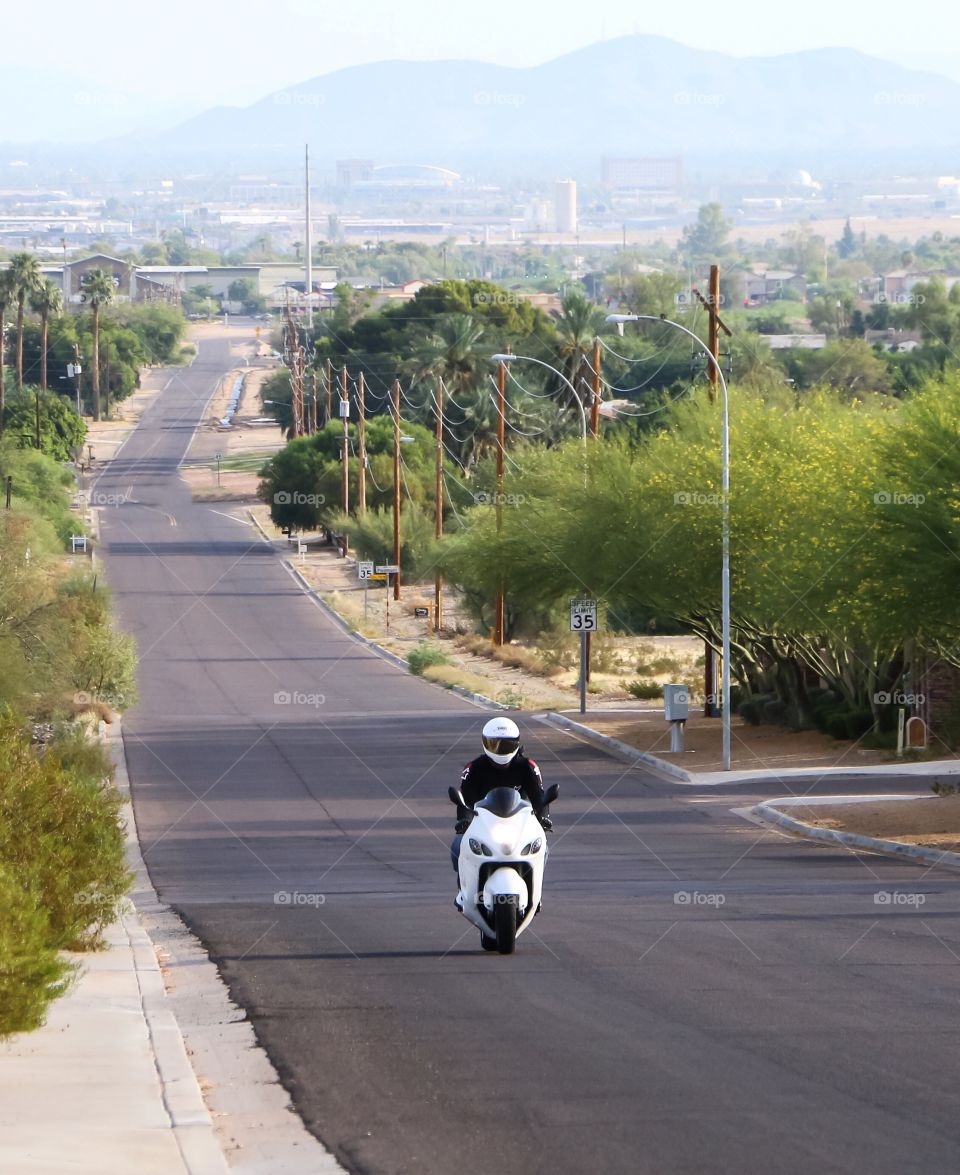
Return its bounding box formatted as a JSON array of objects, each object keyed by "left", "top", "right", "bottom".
[{"left": 494, "top": 895, "right": 518, "bottom": 955}]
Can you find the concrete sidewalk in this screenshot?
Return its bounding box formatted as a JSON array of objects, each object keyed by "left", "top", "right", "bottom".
[
  {"left": 0, "top": 904, "right": 227, "bottom": 1174},
  {"left": 0, "top": 718, "right": 341, "bottom": 1174}
]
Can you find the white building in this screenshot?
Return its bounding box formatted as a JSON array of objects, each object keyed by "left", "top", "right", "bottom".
[{"left": 555, "top": 179, "right": 577, "bottom": 234}]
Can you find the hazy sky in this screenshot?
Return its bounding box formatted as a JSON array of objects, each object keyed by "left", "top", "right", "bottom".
[{"left": 3, "top": 0, "right": 960, "bottom": 135}]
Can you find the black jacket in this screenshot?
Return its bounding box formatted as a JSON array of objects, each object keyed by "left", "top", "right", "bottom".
[{"left": 457, "top": 751, "right": 547, "bottom": 822}]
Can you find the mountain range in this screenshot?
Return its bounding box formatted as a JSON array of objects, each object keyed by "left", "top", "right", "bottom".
[{"left": 136, "top": 36, "right": 960, "bottom": 172}]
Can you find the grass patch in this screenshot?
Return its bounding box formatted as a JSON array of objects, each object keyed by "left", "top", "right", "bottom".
[{"left": 422, "top": 664, "right": 496, "bottom": 697}]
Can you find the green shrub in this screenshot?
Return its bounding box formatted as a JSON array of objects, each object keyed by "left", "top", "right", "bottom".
[
  {"left": 627, "top": 680, "right": 662, "bottom": 700},
  {"left": 739, "top": 692, "right": 775, "bottom": 726},
  {"left": 0, "top": 716, "right": 131, "bottom": 950},
  {"left": 0, "top": 865, "right": 75, "bottom": 1038},
  {"left": 825, "top": 709, "right": 874, "bottom": 741},
  {"left": 408, "top": 642, "right": 450, "bottom": 676}
]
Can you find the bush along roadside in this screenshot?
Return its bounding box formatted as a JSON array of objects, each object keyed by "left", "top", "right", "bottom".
[{"left": 0, "top": 440, "right": 135, "bottom": 1038}]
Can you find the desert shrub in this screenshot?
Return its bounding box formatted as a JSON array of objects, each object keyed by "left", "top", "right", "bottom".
[
  {"left": 408, "top": 642, "right": 450, "bottom": 675},
  {"left": 0, "top": 865, "right": 75, "bottom": 1038},
  {"left": 627, "top": 680, "right": 663, "bottom": 700}
]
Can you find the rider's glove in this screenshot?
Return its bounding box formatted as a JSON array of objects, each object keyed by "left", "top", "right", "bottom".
[
  {"left": 454, "top": 818, "right": 470, "bottom": 835},
  {"left": 539, "top": 815, "right": 553, "bottom": 833}
]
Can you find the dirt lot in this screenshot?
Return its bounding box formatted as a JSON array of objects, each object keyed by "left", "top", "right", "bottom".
[
  {"left": 579, "top": 711, "right": 903, "bottom": 774},
  {"left": 785, "top": 795, "right": 960, "bottom": 853}
]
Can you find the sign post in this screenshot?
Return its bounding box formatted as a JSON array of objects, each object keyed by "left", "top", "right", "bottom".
[
  {"left": 358, "top": 561, "right": 374, "bottom": 622},
  {"left": 570, "top": 599, "right": 598, "bottom": 714}
]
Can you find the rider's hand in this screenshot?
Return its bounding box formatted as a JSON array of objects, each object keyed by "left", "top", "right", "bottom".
[
  {"left": 539, "top": 815, "right": 553, "bottom": 833},
  {"left": 454, "top": 818, "right": 470, "bottom": 835}
]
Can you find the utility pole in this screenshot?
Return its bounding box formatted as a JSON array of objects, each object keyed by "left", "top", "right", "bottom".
[
  {"left": 493, "top": 359, "right": 506, "bottom": 646},
  {"left": 340, "top": 365, "right": 349, "bottom": 515},
  {"left": 357, "top": 372, "right": 367, "bottom": 517},
  {"left": 590, "top": 336, "right": 602, "bottom": 437},
  {"left": 692, "top": 263, "right": 732, "bottom": 716},
  {"left": 434, "top": 376, "right": 444, "bottom": 632},
  {"left": 392, "top": 379, "right": 401, "bottom": 601},
  {"left": 325, "top": 359, "right": 333, "bottom": 426},
  {"left": 304, "top": 143, "right": 313, "bottom": 331},
  {"left": 310, "top": 368, "right": 318, "bottom": 434}
]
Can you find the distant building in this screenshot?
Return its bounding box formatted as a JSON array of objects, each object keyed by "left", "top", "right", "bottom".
[
  {"left": 744, "top": 269, "right": 804, "bottom": 304},
  {"left": 766, "top": 334, "right": 827, "bottom": 351},
  {"left": 601, "top": 157, "right": 683, "bottom": 192},
  {"left": 555, "top": 179, "right": 577, "bottom": 234},
  {"left": 336, "top": 159, "right": 376, "bottom": 186},
  {"left": 228, "top": 180, "right": 299, "bottom": 203}
]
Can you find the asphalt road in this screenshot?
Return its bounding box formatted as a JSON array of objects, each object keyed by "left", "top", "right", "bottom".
[{"left": 100, "top": 327, "right": 960, "bottom": 1175}]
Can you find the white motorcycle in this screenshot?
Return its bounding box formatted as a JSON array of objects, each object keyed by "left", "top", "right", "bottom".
[{"left": 448, "top": 782, "right": 559, "bottom": 955}]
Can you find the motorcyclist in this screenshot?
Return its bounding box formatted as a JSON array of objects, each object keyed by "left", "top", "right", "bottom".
[{"left": 451, "top": 716, "right": 551, "bottom": 872}]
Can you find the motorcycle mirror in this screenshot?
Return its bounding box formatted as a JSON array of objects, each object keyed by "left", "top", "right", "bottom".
[
  {"left": 448, "top": 786, "right": 467, "bottom": 807},
  {"left": 543, "top": 783, "right": 560, "bottom": 806}
]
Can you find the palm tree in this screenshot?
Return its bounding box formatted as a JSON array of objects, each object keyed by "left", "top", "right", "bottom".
[
  {"left": 81, "top": 268, "right": 115, "bottom": 422},
  {"left": 0, "top": 270, "right": 17, "bottom": 432},
  {"left": 30, "top": 279, "right": 63, "bottom": 392},
  {"left": 8, "top": 252, "right": 43, "bottom": 392},
  {"left": 553, "top": 289, "right": 608, "bottom": 414}
]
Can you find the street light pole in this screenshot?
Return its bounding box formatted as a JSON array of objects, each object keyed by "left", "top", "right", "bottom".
[
  {"left": 494, "top": 360, "right": 506, "bottom": 645},
  {"left": 490, "top": 353, "right": 588, "bottom": 443},
  {"left": 434, "top": 376, "right": 444, "bottom": 633},
  {"left": 392, "top": 379, "right": 402, "bottom": 601},
  {"left": 606, "top": 313, "right": 733, "bottom": 771}
]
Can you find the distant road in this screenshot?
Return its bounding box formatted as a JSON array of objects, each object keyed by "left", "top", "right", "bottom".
[{"left": 98, "top": 324, "right": 960, "bottom": 1175}]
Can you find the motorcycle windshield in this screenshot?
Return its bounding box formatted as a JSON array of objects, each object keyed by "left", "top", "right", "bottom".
[{"left": 475, "top": 787, "right": 530, "bottom": 818}]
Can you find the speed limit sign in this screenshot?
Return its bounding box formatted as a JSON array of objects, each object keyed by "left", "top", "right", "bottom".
[{"left": 570, "top": 599, "right": 598, "bottom": 632}]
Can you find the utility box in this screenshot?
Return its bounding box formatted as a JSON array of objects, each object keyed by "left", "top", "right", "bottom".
[{"left": 664, "top": 685, "right": 690, "bottom": 722}]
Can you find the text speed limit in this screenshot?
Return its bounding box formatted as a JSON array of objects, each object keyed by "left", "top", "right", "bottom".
[{"left": 569, "top": 599, "right": 598, "bottom": 632}]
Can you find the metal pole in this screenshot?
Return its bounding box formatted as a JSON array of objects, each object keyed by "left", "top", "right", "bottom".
[
  {"left": 579, "top": 630, "right": 588, "bottom": 714},
  {"left": 340, "top": 365, "right": 349, "bottom": 515},
  {"left": 304, "top": 143, "right": 313, "bottom": 331},
  {"left": 392, "top": 379, "right": 401, "bottom": 601},
  {"left": 357, "top": 372, "right": 367, "bottom": 516},
  {"left": 434, "top": 376, "right": 444, "bottom": 632},
  {"left": 494, "top": 360, "right": 506, "bottom": 645}
]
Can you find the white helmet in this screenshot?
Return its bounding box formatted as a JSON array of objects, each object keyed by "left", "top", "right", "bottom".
[{"left": 482, "top": 716, "right": 521, "bottom": 766}]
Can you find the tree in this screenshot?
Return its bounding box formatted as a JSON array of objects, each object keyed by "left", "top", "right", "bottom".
[
  {"left": 837, "top": 218, "right": 857, "bottom": 260},
  {"left": 80, "top": 269, "right": 115, "bottom": 421},
  {"left": 8, "top": 253, "right": 43, "bottom": 393},
  {"left": 679, "top": 203, "right": 732, "bottom": 266},
  {"left": 553, "top": 289, "right": 609, "bottom": 418},
  {"left": 0, "top": 270, "right": 16, "bottom": 434},
  {"left": 2, "top": 390, "right": 86, "bottom": 461},
  {"left": 29, "top": 279, "right": 62, "bottom": 392}
]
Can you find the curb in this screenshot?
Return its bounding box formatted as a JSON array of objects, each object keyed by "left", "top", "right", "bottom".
[
  {"left": 542, "top": 711, "right": 691, "bottom": 781},
  {"left": 105, "top": 721, "right": 229, "bottom": 1175},
  {"left": 751, "top": 794, "right": 960, "bottom": 871},
  {"left": 248, "top": 510, "right": 507, "bottom": 712}
]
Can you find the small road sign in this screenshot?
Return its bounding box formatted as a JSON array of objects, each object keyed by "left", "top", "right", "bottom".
[
  {"left": 414, "top": 606, "right": 429, "bottom": 619},
  {"left": 569, "top": 598, "right": 598, "bottom": 632},
  {"left": 376, "top": 564, "right": 400, "bottom": 574},
  {"left": 367, "top": 573, "right": 388, "bottom": 584},
  {"left": 358, "top": 560, "right": 375, "bottom": 580}
]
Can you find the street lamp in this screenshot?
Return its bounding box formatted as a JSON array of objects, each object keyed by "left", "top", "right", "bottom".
[
  {"left": 490, "top": 354, "right": 588, "bottom": 443},
  {"left": 606, "top": 313, "right": 732, "bottom": 772}
]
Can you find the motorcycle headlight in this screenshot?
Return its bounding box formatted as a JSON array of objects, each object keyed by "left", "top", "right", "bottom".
[
  {"left": 521, "top": 837, "right": 543, "bottom": 856},
  {"left": 469, "top": 837, "right": 493, "bottom": 857}
]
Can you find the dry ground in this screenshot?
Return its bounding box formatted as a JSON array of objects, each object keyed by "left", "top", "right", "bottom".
[{"left": 784, "top": 795, "right": 960, "bottom": 853}]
